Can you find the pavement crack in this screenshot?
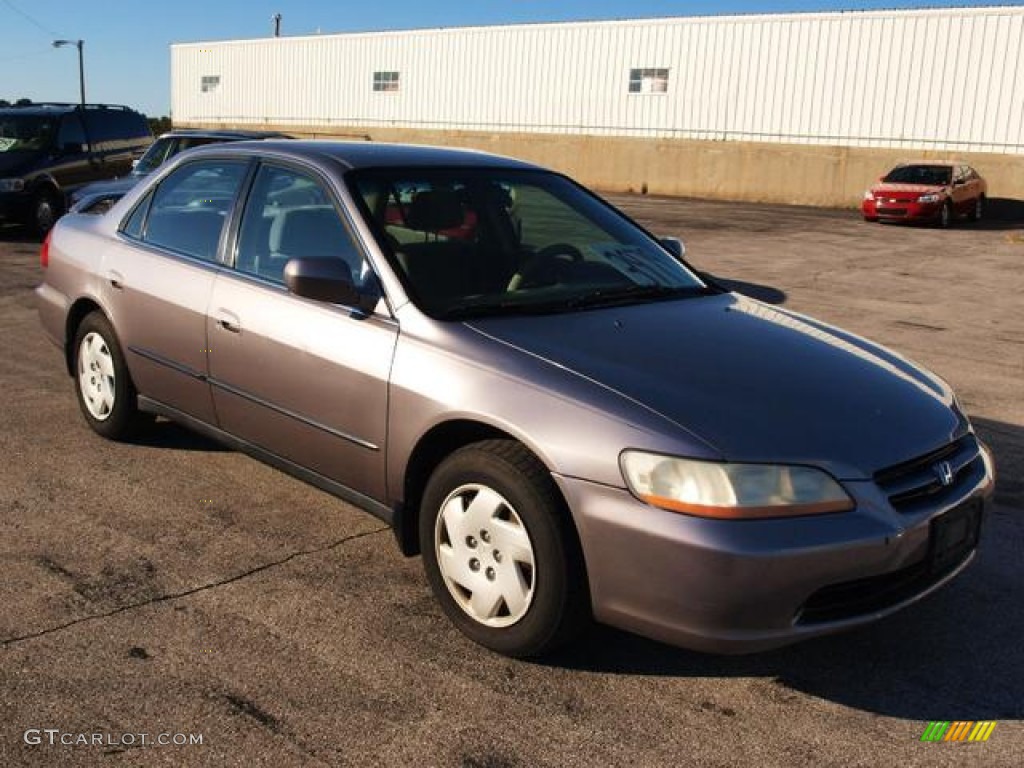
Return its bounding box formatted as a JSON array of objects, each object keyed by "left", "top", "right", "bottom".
[{"left": 1, "top": 525, "right": 389, "bottom": 647}]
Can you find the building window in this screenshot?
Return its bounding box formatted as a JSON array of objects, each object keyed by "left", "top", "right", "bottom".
[
  {"left": 200, "top": 75, "right": 220, "bottom": 93},
  {"left": 373, "top": 71, "right": 400, "bottom": 92},
  {"left": 628, "top": 68, "right": 669, "bottom": 94}
]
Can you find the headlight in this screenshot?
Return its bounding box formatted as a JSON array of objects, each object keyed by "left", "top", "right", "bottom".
[
  {"left": 863, "top": 190, "right": 875, "bottom": 200},
  {"left": 918, "top": 193, "right": 942, "bottom": 203},
  {"left": 0, "top": 178, "right": 26, "bottom": 193},
  {"left": 620, "top": 451, "right": 854, "bottom": 519}
]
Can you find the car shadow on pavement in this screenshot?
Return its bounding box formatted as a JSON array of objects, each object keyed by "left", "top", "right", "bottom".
[
  {"left": 545, "top": 415, "right": 1024, "bottom": 721},
  {"left": 0, "top": 224, "right": 40, "bottom": 244},
  {"left": 127, "top": 418, "right": 230, "bottom": 452},
  {"left": 975, "top": 197, "right": 1024, "bottom": 231}
]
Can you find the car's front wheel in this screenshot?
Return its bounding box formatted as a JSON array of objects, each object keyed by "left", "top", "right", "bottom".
[
  {"left": 73, "top": 312, "right": 148, "bottom": 440},
  {"left": 939, "top": 200, "right": 953, "bottom": 229},
  {"left": 33, "top": 189, "right": 62, "bottom": 235},
  {"left": 419, "top": 440, "right": 588, "bottom": 657}
]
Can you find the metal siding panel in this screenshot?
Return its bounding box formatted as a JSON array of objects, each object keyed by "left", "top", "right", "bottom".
[
  {"left": 1006, "top": 15, "right": 1024, "bottom": 150},
  {"left": 971, "top": 15, "right": 1000, "bottom": 148},
  {"left": 170, "top": 9, "right": 1023, "bottom": 152},
  {"left": 766, "top": 21, "right": 783, "bottom": 140},
  {"left": 985, "top": 16, "right": 1010, "bottom": 146}
]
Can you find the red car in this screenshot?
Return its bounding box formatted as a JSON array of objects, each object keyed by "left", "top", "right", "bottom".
[{"left": 862, "top": 162, "right": 987, "bottom": 228}]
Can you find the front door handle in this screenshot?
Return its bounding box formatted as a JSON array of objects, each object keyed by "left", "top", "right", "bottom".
[
  {"left": 215, "top": 309, "right": 241, "bottom": 334},
  {"left": 108, "top": 270, "right": 124, "bottom": 289}
]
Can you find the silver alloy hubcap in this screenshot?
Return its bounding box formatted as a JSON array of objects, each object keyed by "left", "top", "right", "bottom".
[
  {"left": 78, "top": 332, "right": 115, "bottom": 420},
  {"left": 434, "top": 483, "right": 536, "bottom": 627}
]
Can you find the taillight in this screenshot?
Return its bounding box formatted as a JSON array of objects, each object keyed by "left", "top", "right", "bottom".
[{"left": 40, "top": 231, "right": 51, "bottom": 269}]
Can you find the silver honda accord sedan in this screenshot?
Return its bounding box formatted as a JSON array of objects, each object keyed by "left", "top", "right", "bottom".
[{"left": 37, "top": 140, "right": 995, "bottom": 657}]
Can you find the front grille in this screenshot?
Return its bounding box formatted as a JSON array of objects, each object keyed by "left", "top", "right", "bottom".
[
  {"left": 877, "top": 207, "right": 908, "bottom": 216},
  {"left": 874, "top": 435, "right": 983, "bottom": 514}
]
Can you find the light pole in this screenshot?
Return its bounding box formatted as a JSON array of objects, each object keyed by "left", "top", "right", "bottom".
[{"left": 52, "top": 39, "right": 86, "bottom": 110}]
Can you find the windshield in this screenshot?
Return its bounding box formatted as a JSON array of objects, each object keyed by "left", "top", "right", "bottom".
[
  {"left": 883, "top": 165, "right": 952, "bottom": 186},
  {"left": 132, "top": 137, "right": 175, "bottom": 175},
  {"left": 0, "top": 115, "right": 56, "bottom": 152},
  {"left": 348, "top": 168, "right": 708, "bottom": 318}
]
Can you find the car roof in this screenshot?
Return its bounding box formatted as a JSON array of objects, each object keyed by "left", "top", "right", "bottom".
[
  {"left": 184, "top": 139, "right": 541, "bottom": 171},
  {"left": 156, "top": 128, "right": 292, "bottom": 140},
  {"left": 0, "top": 103, "right": 138, "bottom": 116},
  {"left": 894, "top": 160, "right": 969, "bottom": 168}
]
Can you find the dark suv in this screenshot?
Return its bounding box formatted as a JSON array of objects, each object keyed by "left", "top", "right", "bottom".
[
  {"left": 0, "top": 103, "right": 152, "bottom": 233},
  {"left": 70, "top": 129, "right": 292, "bottom": 215}
]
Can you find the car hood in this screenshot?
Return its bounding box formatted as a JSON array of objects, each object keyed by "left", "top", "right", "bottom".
[
  {"left": 871, "top": 182, "right": 947, "bottom": 195},
  {"left": 465, "top": 294, "right": 965, "bottom": 479}
]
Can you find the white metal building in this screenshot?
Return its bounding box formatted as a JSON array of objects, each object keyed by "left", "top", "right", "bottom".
[{"left": 173, "top": 6, "right": 1024, "bottom": 155}]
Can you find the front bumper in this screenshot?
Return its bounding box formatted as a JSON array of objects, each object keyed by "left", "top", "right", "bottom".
[
  {"left": 555, "top": 442, "right": 994, "bottom": 654},
  {"left": 862, "top": 198, "right": 943, "bottom": 222}
]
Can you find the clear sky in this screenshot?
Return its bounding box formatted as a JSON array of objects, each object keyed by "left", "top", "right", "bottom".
[{"left": 0, "top": 1, "right": 1013, "bottom": 117}]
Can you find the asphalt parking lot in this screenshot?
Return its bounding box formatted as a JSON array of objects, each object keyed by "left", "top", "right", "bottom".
[{"left": 1, "top": 197, "right": 1021, "bottom": 767}]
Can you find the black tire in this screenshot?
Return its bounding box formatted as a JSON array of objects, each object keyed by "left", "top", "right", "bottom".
[
  {"left": 72, "top": 312, "right": 148, "bottom": 440},
  {"left": 863, "top": 216, "right": 878, "bottom": 223},
  {"left": 419, "top": 440, "right": 588, "bottom": 657},
  {"left": 33, "top": 188, "right": 62, "bottom": 235},
  {"left": 967, "top": 195, "right": 984, "bottom": 223},
  {"left": 938, "top": 200, "right": 953, "bottom": 229}
]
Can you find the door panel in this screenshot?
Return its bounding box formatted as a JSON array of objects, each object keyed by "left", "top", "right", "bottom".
[
  {"left": 103, "top": 240, "right": 218, "bottom": 422},
  {"left": 207, "top": 161, "right": 396, "bottom": 500},
  {"left": 101, "top": 158, "right": 249, "bottom": 423},
  {"left": 207, "top": 274, "right": 396, "bottom": 500}
]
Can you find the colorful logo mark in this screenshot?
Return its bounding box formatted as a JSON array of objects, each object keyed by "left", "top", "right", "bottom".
[{"left": 921, "top": 721, "right": 996, "bottom": 742}]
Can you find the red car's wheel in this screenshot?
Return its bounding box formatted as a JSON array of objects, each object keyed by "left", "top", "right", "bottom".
[
  {"left": 968, "top": 196, "right": 984, "bottom": 222},
  {"left": 938, "top": 200, "right": 953, "bottom": 229}
]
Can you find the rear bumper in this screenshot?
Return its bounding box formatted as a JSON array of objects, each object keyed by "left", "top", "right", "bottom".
[
  {"left": 36, "top": 282, "right": 70, "bottom": 354},
  {"left": 555, "top": 443, "right": 995, "bottom": 654}
]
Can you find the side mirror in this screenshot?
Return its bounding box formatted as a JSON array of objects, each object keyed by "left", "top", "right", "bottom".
[
  {"left": 283, "top": 257, "right": 378, "bottom": 313},
  {"left": 659, "top": 236, "right": 686, "bottom": 261}
]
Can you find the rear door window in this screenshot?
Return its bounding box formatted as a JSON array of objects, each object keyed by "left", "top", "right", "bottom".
[{"left": 128, "top": 160, "right": 248, "bottom": 262}]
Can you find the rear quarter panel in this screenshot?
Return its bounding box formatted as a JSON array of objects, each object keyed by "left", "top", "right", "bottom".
[{"left": 36, "top": 216, "right": 113, "bottom": 354}]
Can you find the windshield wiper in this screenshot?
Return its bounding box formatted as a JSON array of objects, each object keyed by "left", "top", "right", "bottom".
[
  {"left": 437, "top": 299, "right": 569, "bottom": 320},
  {"left": 437, "top": 284, "right": 714, "bottom": 320},
  {"left": 564, "top": 283, "right": 713, "bottom": 310}
]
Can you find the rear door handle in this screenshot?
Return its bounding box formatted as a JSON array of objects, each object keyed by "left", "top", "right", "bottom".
[
  {"left": 108, "top": 270, "right": 124, "bottom": 289},
  {"left": 215, "top": 309, "right": 241, "bottom": 334}
]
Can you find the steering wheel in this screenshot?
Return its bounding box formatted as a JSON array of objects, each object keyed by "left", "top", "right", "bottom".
[{"left": 507, "top": 242, "right": 584, "bottom": 291}]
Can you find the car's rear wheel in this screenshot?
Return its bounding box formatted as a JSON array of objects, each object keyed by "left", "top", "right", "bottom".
[
  {"left": 73, "top": 312, "right": 148, "bottom": 440},
  {"left": 939, "top": 200, "right": 953, "bottom": 229},
  {"left": 968, "top": 195, "right": 984, "bottom": 222},
  {"left": 419, "top": 440, "right": 588, "bottom": 657}
]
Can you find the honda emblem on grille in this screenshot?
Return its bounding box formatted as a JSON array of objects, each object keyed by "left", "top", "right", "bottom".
[{"left": 934, "top": 460, "right": 954, "bottom": 487}]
